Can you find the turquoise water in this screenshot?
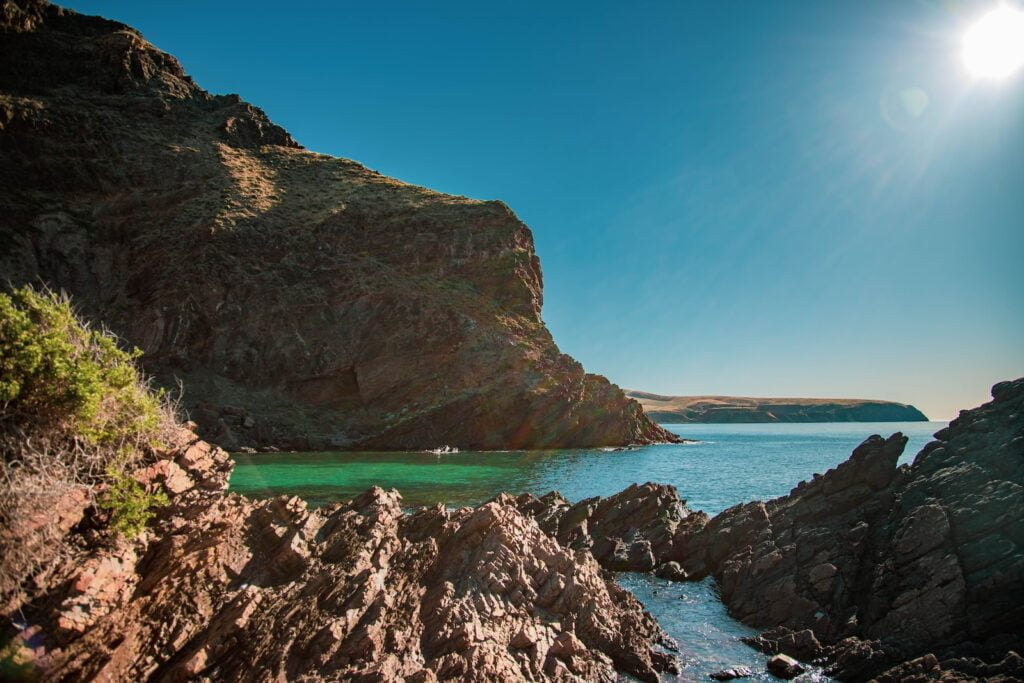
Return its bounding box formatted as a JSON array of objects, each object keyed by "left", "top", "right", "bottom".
[
  {"left": 230, "top": 422, "right": 943, "bottom": 515},
  {"left": 229, "top": 421, "right": 946, "bottom": 681}
]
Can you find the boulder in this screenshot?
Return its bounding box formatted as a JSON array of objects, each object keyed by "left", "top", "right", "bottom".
[
  {"left": 766, "top": 654, "right": 805, "bottom": 679},
  {"left": 709, "top": 665, "right": 753, "bottom": 680}
]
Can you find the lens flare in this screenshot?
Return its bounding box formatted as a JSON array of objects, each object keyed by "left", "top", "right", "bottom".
[{"left": 962, "top": 5, "right": 1024, "bottom": 79}]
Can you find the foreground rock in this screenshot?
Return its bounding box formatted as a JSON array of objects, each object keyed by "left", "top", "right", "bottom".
[
  {"left": 677, "top": 378, "right": 1024, "bottom": 681},
  {"left": 503, "top": 482, "right": 707, "bottom": 575},
  {"left": 0, "top": 0, "right": 677, "bottom": 451},
  {"left": 627, "top": 391, "right": 928, "bottom": 423},
  {"left": 4, "top": 426, "right": 678, "bottom": 681}
]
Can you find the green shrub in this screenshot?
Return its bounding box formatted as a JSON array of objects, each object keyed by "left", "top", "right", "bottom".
[
  {"left": 0, "top": 286, "right": 162, "bottom": 448},
  {"left": 99, "top": 467, "right": 170, "bottom": 538},
  {"left": 0, "top": 286, "right": 172, "bottom": 540}
]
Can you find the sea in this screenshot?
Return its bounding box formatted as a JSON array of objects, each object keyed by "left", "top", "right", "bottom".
[{"left": 229, "top": 421, "right": 946, "bottom": 681}]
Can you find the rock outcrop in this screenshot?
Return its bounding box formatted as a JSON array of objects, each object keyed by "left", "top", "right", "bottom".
[
  {"left": 675, "top": 378, "right": 1024, "bottom": 680},
  {"left": 5, "top": 425, "right": 679, "bottom": 681},
  {"left": 502, "top": 482, "right": 707, "bottom": 576},
  {"left": 0, "top": 0, "right": 677, "bottom": 451},
  {"left": 628, "top": 391, "right": 928, "bottom": 423}
]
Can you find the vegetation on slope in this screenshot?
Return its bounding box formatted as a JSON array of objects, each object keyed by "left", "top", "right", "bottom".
[{"left": 0, "top": 287, "right": 174, "bottom": 606}]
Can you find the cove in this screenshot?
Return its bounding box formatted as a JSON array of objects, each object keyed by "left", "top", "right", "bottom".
[{"left": 229, "top": 421, "right": 945, "bottom": 680}]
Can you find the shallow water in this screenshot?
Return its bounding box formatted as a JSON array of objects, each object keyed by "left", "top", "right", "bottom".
[{"left": 229, "top": 420, "right": 946, "bottom": 680}]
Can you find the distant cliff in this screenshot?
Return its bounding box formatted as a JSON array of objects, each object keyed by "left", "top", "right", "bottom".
[
  {"left": 627, "top": 392, "right": 928, "bottom": 423},
  {"left": 0, "top": 0, "right": 677, "bottom": 451}
]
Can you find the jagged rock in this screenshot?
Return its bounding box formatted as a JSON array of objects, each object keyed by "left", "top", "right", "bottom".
[
  {"left": 503, "top": 482, "right": 708, "bottom": 573},
  {"left": 677, "top": 378, "right": 1024, "bottom": 681},
  {"left": 0, "top": 0, "right": 677, "bottom": 451},
  {"left": 5, "top": 432, "right": 678, "bottom": 681},
  {"left": 766, "top": 653, "right": 805, "bottom": 679},
  {"left": 742, "top": 627, "right": 823, "bottom": 661}
]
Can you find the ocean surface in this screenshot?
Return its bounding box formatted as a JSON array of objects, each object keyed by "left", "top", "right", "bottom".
[{"left": 229, "top": 420, "right": 946, "bottom": 681}]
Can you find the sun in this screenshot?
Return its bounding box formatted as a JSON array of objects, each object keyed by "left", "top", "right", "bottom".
[{"left": 962, "top": 5, "right": 1024, "bottom": 79}]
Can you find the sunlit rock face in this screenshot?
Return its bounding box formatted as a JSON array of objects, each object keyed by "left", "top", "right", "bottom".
[
  {"left": 6, "top": 424, "right": 678, "bottom": 682},
  {"left": 0, "top": 0, "right": 677, "bottom": 451},
  {"left": 674, "top": 378, "right": 1024, "bottom": 681}
]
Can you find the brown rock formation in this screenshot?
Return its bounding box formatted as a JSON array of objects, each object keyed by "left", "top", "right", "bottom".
[
  {"left": 504, "top": 482, "right": 708, "bottom": 576},
  {"left": 0, "top": 0, "right": 677, "bottom": 451},
  {"left": 5, "top": 425, "right": 679, "bottom": 681},
  {"left": 675, "top": 378, "right": 1024, "bottom": 680}
]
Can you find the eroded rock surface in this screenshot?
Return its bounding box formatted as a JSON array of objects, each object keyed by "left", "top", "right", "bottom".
[
  {"left": 0, "top": 0, "right": 677, "bottom": 451},
  {"left": 677, "top": 378, "right": 1024, "bottom": 680},
  {"left": 6, "top": 426, "right": 678, "bottom": 681},
  {"left": 503, "top": 482, "right": 708, "bottom": 575}
]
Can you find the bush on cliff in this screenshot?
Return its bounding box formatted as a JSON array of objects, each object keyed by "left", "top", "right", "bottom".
[
  {"left": 0, "top": 286, "right": 175, "bottom": 605},
  {"left": 0, "top": 286, "right": 163, "bottom": 447}
]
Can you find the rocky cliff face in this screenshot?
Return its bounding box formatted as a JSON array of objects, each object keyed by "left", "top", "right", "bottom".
[
  {"left": 675, "top": 378, "right": 1024, "bottom": 680},
  {"left": 0, "top": 0, "right": 676, "bottom": 450},
  {"left": 4, "top": 424, "right": 679, "bottom": 681},
  {"left": 628, "top": 391, "right": 929, "bottom": 423}
]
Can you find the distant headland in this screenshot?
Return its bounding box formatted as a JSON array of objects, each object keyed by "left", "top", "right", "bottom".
[{"left": 627, "top": 391, "right": 928, "bottom": 423}]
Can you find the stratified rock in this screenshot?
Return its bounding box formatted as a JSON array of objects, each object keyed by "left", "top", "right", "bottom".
[
  {"left": 503, "top": 482, "right": 708, "bottom": 573},
  {"left": 677, "top": 378, "right": 1024, "bottom": 681},
  {"left": 6, "top": 428, "right": 677, "bottom": 681},
  {"left": 0, "top": 0, "right": 677, "bottom": 451}
]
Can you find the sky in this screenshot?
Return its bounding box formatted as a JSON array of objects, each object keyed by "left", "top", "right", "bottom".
[{"left": 63, "top": 0, "right": 1024, "bottom": 420}]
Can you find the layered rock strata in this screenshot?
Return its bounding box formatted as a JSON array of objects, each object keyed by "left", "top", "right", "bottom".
[
  {"left": 676, "top": 378, "right": 1024, "bottom": 680},
  {"left": 0, "top": 0, "right": 676, "bottom": 450},
  {"left": 6, "top": 426, "right": 678, "bottom": 681}
]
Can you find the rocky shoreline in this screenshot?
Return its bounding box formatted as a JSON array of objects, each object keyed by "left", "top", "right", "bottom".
[
  {"left": 2, "top": 2, "right": 1022, "bottom": 681},
  {"left": 5, "top": 378, "right": 1020, "bottom": 681},
  {"left": 3, "top": 424, "right": 679, "bottom": 681}
]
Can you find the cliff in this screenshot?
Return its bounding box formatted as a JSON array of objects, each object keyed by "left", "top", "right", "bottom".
[
  {"left": 0, "top": 0, "right": 676, "bottom": 451},
  {"left": 627, "top": 391, "right": 928, "bottom": 423}
]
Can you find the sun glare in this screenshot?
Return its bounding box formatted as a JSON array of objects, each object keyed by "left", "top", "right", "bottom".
[{"left": 962, "top": 5, "right": 1024, "bottom": 79}]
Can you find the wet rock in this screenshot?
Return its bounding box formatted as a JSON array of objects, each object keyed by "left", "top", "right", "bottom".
[
  {"left": 655, "top": 561, "right": 688, "bottom": 581},
  {"left": 766, "top": 653, "right": 805, "bottom": 679},
  {"left": 709, "top": 665, "right": 753, "bottom": 680},
  {"left": 742, "top": 627, "right": 822, "bottom": 661}
]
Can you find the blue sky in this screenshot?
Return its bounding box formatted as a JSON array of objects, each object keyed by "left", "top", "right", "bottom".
[{"left": 65, "top": 0, "right": 1023, "bottom": 419}]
